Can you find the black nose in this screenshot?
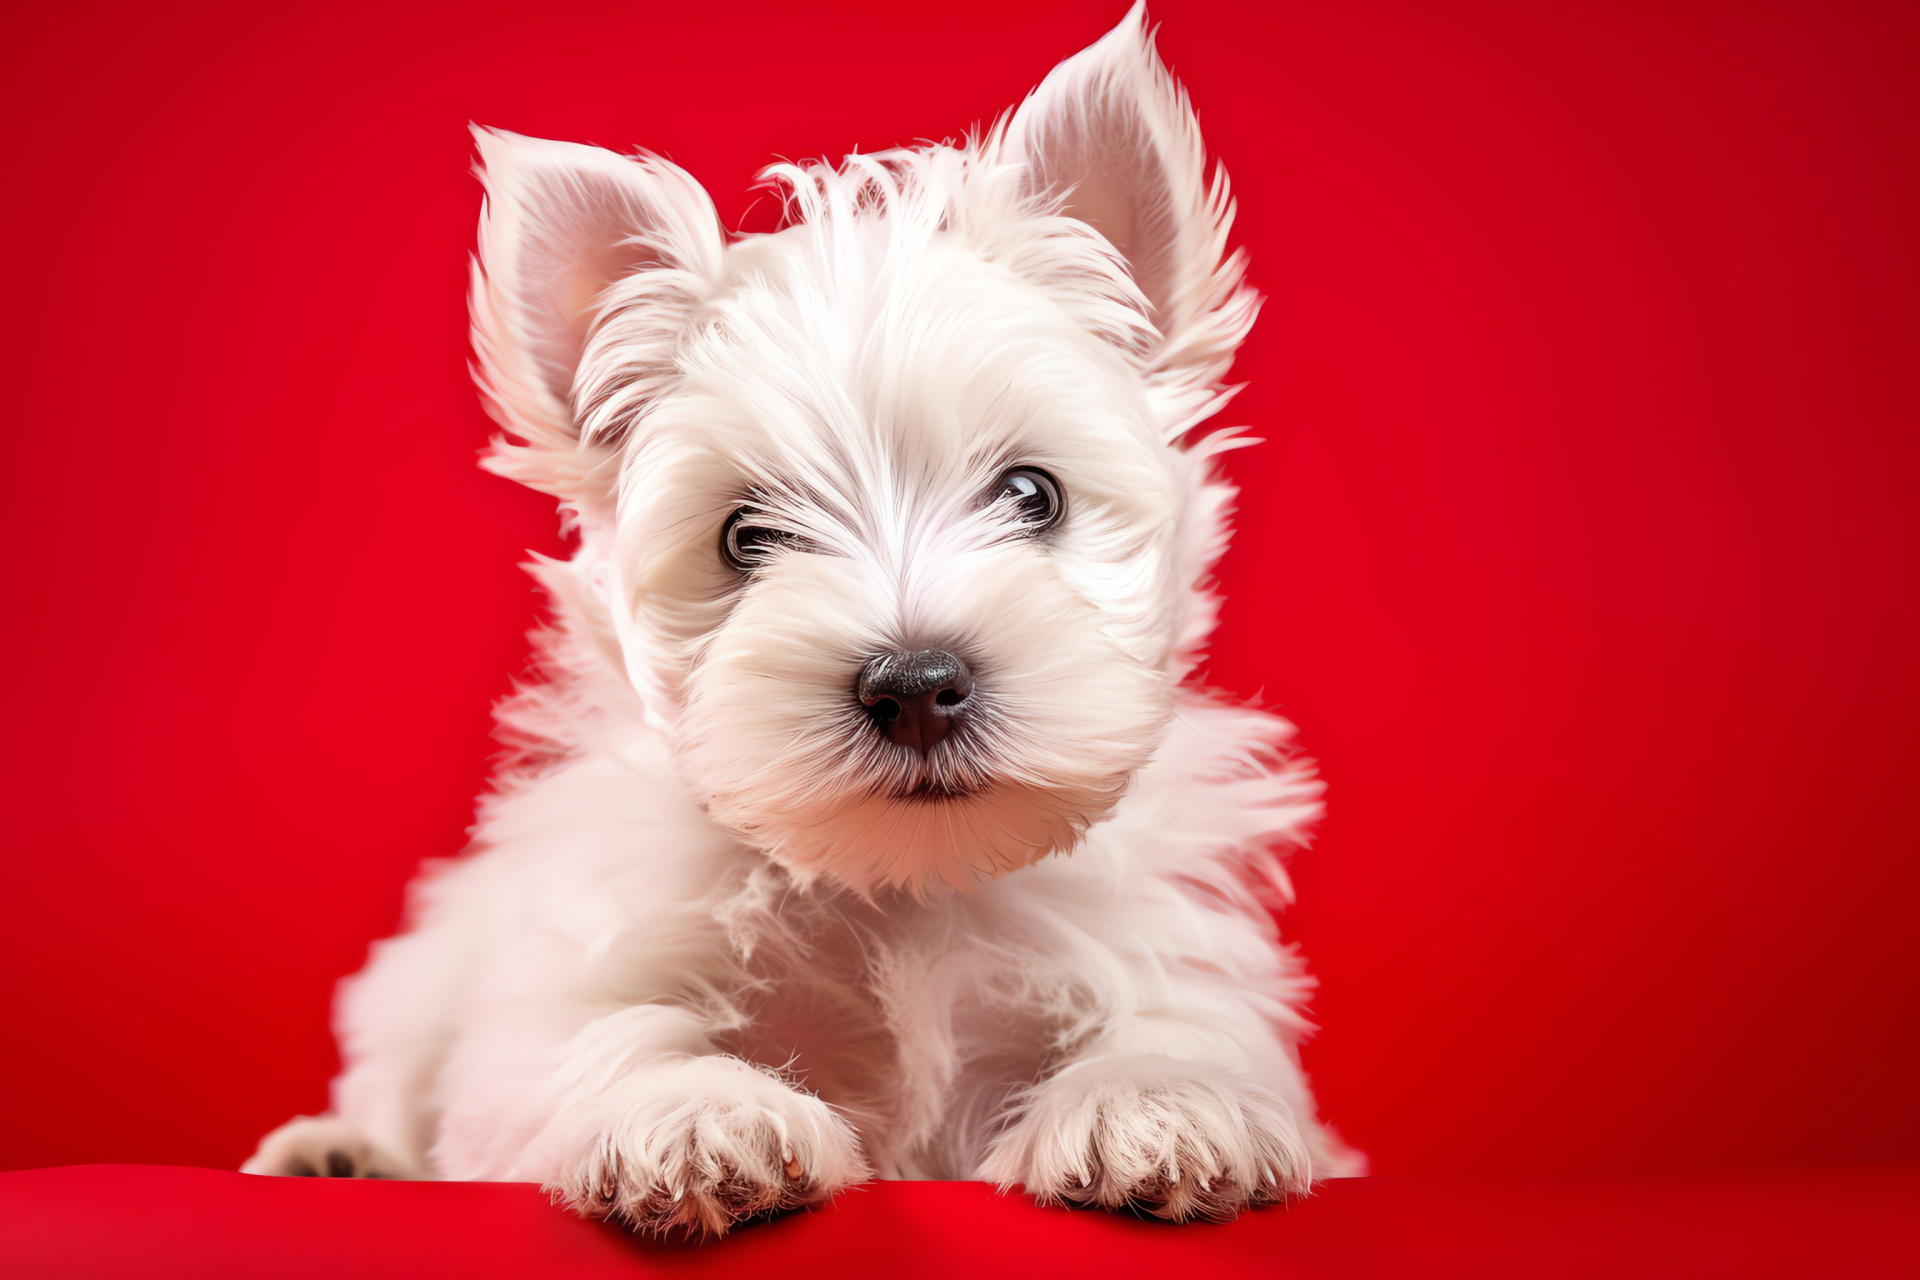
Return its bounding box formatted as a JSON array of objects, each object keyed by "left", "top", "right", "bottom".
[{"left": 857, "top": 649, "right": 973, "bottom": 755}]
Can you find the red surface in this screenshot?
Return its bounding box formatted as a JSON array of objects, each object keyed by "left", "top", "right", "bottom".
[
  {"left": 3, "top": 1166, "right": 1917, "bottom": 1279},
  {"left": 2, "top": 0, "right": 1917, "bottom": 1187}
]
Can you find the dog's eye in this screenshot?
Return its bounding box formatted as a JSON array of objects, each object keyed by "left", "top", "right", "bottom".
[
  {"left": 721, "top": 508, "right": 800, "bottom": 572},
  {"left": 992, "top": 467, "right": 1065, "bottom": 534}
]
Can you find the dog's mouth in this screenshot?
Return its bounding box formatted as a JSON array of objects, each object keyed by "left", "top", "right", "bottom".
[
  {"left": 847, "top": 695, "right": 996, "bottom": 803},
  {"left": 891, "top": 777, "right": 987, "bottom": 803}
]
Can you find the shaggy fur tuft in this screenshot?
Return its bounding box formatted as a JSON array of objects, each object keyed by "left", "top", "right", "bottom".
[{"left": 245, "top": 5, "right": 1360, "bottom": 1234}]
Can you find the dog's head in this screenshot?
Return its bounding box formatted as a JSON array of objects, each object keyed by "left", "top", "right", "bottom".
[{"left": 470, "top": 7, "right": 1258, "bottom": 895}]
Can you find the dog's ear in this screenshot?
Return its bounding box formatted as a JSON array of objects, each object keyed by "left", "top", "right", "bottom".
[
  {"left": 469, "top": 126, "right": 723, "bottom": 504},
  {"left": 1003, "top": 4, "right": 1253, "bottom": 379}
]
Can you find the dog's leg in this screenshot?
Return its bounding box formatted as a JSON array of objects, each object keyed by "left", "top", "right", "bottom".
[
  {"left": 976, "top": 989, "right": 1338, "bottom": 1220},
  {"left": 242, "top": 1114, "right": 419, "bottom": 1179},
  {"left": 242, "top": 895, "right": 475, "bottom": 1181},
  {"left": 486, "top": 1003, "right": 870, "bottom": 1237}
]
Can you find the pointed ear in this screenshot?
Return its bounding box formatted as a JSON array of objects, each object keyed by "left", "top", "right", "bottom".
[
  {"left": 1002, "top": 4, "right": 1253, "bottom": 378},
  {"left": 469, "top": 126, "right": 724, "bottom": 502}
]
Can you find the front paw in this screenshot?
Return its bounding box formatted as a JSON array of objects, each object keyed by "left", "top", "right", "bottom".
[
  {"left": 980, "top": 1055, "right": 1313, "bottom": 1221},
  {"left": 547, "top": 1056, "right": 869, "bottom": 1237}
]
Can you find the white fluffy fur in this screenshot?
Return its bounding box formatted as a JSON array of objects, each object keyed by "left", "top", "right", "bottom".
[{"left": 245, "top": 5, "right": 1360, "bottom": 1234}]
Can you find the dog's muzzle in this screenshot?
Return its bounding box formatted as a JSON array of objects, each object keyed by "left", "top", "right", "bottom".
[{"left": 857, "top": 649, "right": 973, "bottom": 756}]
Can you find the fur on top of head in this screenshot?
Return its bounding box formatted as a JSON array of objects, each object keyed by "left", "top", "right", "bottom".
[{"left": 468, "top": 4, "right": 1266, "bottom": 897}]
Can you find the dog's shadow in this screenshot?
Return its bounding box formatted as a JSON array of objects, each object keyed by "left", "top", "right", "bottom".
[{"left": 583, "top": 1180, "right": 1241, "bottom": 1270}]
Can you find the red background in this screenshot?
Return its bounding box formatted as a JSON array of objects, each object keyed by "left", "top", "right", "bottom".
[
  {"left": 2, "top": 0, "right": 1914, "bottom": 1181},
  {"left": 7, "top": 1166, "right": 1918, "bottom": 1278}
]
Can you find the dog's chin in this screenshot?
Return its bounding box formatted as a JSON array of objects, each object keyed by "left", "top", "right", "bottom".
[
  {"left": 734, "top": 776, "right": 1105, "bottom": 898},
  {"left": 684, "top": 709, "right": 1150, "bottom": 896}
]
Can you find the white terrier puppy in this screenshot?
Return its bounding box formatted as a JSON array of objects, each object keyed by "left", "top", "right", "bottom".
[{"left": 247, "top": 5, "right": 1358, "bottom": 1234}]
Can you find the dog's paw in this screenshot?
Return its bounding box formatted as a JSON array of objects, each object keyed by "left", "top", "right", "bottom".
[
  {"left": 242, "top": 1115, "right": 416, "bottom": 1179},
  {"left": 547, "top": 1057, "right": 869, "bottom": 1237},
  {"left": 980, "top": 1055, "right": 1314, "bottom": 1221}
]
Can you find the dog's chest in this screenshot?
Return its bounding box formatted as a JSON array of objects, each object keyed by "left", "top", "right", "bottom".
[{"left": 713, "top": 894, "right": 1052, "bottom": 1178}]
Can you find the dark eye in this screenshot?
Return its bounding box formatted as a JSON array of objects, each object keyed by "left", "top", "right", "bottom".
[
  {"left": 720, "top": 508, "right": 800, "bottom": 572},
  {"left": 992, "top": 466, "right": 1065, "bottom": 533}
]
